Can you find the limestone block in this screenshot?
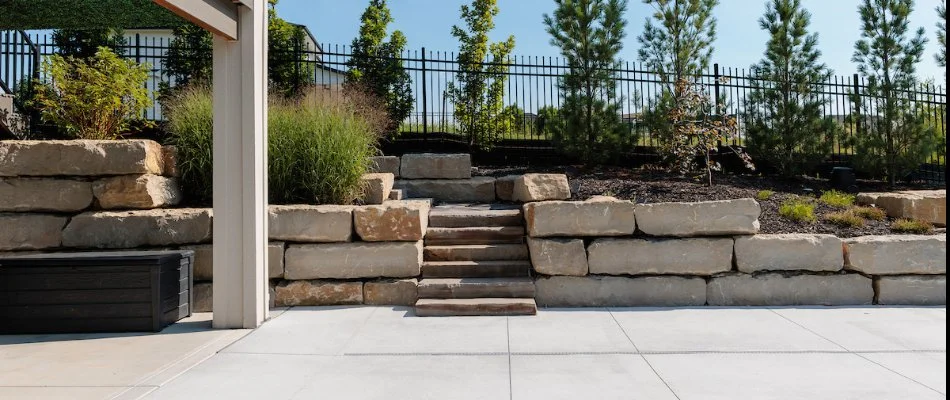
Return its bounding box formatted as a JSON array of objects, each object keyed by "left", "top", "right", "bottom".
[
  {"left": 185, "top": 242, "right": 285, "bottom": 281},
  {"left": 394, "top": 177, "right": 495, "bottom": 203},
  {"left": 400, "top": 153, "right": 471, "bottom": 179},
  {"left": 875, "top": 275, "right": 946, "bottom": 305},
  {"left": 0, "top": 214, "right": 67, "bottom": 251},
  {"left": 268, "top": 205, "right": 353, "bottom": 242},
  {"left": 161, "top": 145, "right": 180, "bottom": 177},
  {"left": 870, "top": 190, "right": 946, "bottom": 226},
  {"left": 495, "top": 175, "right": 519, "bottom": 201},
  {"left": 523, "top": 197, "right": 636, "bottom": 237},
  {"left": 92, "top": 175, "right": 181, "bottom": 209},
  {"left": 707, "top": 273, "right": 874, "bottom": 306},
  {"left": 0, "top": 139, "right": 164, "bottom": 176},
  {"left": 364, "top": 279, "right": 419, "bottom": 306},
  {"left": 268, "top": 242, "right": 285, "bottom": 279},
  {"left": 513, "top": 174, "right": 571, "bottom": 202},
  {"left": 0, "top": 178, "right": 93, "bottom": 212},
  {"left": 535, "top": 275, "right": 706, "bottom": 307},
  {"left": 370, "top": 156, "right": 400, "bottom": 177},
  {"left": 284, "top": 241, "right": 423, "bottom": 279},
  {"left": 735, "top": 234, "right": 843, "bottom": 273},
  {"left": 388, "top": 189, "right": 404, "bottom": 201},
  {"left": 354, "top": 202, "right": 429, "bottom": 241},
  {"left": 193, "top": 282, "right": 213, "bottom": 312},
  {"left": 360, "top": 173, "right": 394, "bottom": 205},
  {"left": 527, "top": 237, "right": 588, "bottom": 276},
  {"left": 844, "top": 235, "right": 946, "bottom": 275},
  {"left": 274, "top": 280, "right": 363, "bottom": 306},
  {"left": 61, "top": 208, "right": 212, "bottom": 248},
  {"left": 587, "top": 237, "right": 733, "bottom": 276},
  {"left": 635, "top": 198, "right": 760, "bottom": 237}
]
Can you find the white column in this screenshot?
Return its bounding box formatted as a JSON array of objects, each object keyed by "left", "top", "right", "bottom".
[{"left": 212, "top": 0, "right": 268, "bottom": 329}]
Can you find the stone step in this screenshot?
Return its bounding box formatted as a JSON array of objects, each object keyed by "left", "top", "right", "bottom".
[
  {"left": 424, "top": 226, "right": 525, "bottom": 245},
  {"left": 418, "top": 278, "right": 535, "bottom": 299},
  {"left": 393, "top": 177, "right": 495, "bottom": 203},
  {"left": 415, "top": 298, "right": 538, "bottom": 317},
  {"left": 429, "top": 206, "right": 523, "bottom": 228},
  {"left": 424, "top": 244, "right": 529, "bottom": 261},
  {"left": 422, "top": 260, "right": 532, "bottom": 278}
]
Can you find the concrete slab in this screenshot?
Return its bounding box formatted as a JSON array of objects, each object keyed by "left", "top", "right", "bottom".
[
  {"left": 508, "top": 309, "right": 636, "bottom": 353},
  {"left": 860, "top": 352, "right": 947, "bottom": 393},
  {"left": 222, "top": 306, "right": 376, "bottom": 356},
  {"left": 609, "top": 308, "right": 841, "bottom": 352},
  {"left": 772, "top": 307, "right": 947, "bottom": 351},
  {"left": 645, "top": 352, "right": 945, "bottom": 400},
  {"left": 341, "top": 306, "right": 509, "bottom": 354},
  {"left": 510, "top": 354, "right": 677, "bottom": 400}
]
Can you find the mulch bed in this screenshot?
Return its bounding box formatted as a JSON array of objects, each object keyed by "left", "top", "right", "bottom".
[{"left": 476, "top": 165, "right": 945, "bottom": 238}]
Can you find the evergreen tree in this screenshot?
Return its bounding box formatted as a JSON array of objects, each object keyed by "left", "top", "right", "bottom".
[
  {"left": 937, "top": 3, "right": 946, "bottom": 70},
  {"left": 637, "top": 0, "right": 717, "bottom": 86},
  {"left": 347, "top": 0, "right": 413, "bottom": 133},
  {"left": 52, "top": 28, "right": 127, "bottom": 59},
  {"left": 744, "top": 0, "right": 836, "bottom": 177},
  {"left": 544, "top": 0, "right": 632, "bottom": 163},
  {"left": 447, "top": 0, "right": 516, "bottom": 150},
  {"left": 852, "top": 0, "right": 934, "bottom": 185},
  {"left": 163, "top": 23, "right": 212, "bottom": 88}
]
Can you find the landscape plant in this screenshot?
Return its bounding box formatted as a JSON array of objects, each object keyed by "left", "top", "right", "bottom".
[
  {"left": 163, "top": 85, "right": 385, "bottom": 205},
  {"left": 447, "top": 0, "right": 517, "bottom": 150},
  {"left": 779, "top": 196, "right": 816, "bottom": 223},
  {"left": 851, "top": 0, "right": 936, "bottom": 184},
  {"left": 891, "top": 218, "right": 934, "bottom": 233},
  {"left": 33, "top": 47, "right": 151, "bottom": 140},
  {"left": 346, "top": 0, "right": 413, "bottom": 133},
  {"left": 744, "top": 0, "right": 837, "bottom": 177},
  {"left": 937, "top": 3, "right": 946, "bottom": 71},
  {"left": 818, "top": 189, "right": 855, "bottom": 208},
  {"left": 664, "top": 79, "right": 753, "bottom": 186},
  {"left": 851, "top": 206, "right": 887, "bottom": 221},
  {"left": 52, "top": 28, "right": 127, "bottom": 58},
  {"left": 756, "top": 189, "right": 775, "bottom": 201},
  {"left": 824, "top": 210, "right": 865, "bottom": 228},
  {"left": 544, "top": 0, "right": 633, "bottom": 163}
]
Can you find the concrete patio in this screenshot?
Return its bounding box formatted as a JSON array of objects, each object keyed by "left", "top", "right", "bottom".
[{"left": 1, "top": 306, "right": 945, "bottom": 400}]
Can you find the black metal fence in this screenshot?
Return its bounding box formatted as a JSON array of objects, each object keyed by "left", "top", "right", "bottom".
[{"left": 2, "top": 31, "right": 946, "bottom": 182}]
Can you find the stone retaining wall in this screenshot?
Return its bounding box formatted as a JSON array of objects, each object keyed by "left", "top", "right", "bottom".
[{"left": 526, "top": 197, "right": 946, "bottom": 307}]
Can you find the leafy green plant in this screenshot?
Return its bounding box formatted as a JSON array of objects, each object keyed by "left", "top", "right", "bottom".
[
  {"left": 756, "top": 190, "right": 775, "bottom": 201},
  {"left": 33, "top": 47, "right": 151, "bottom": 139},
  {"left": 852, "top": 206, "right": 887, "bottom": 221},
  {"left": 447, "top": 0, "right": 517, "bottom": 150},
  {"left": 544, "top": 0, "right": 634, "bottom": 163},
  {"left": 52, "top": 28, "right": 127, "bottom": 58},
  {"left": 818, "top": 190, "right": 855, "bottom": 208},
  {"left": 824, "top": 210, "right": 865, "bottom": 228},
  {"left": 891, "top": 218, "right": 934, "bottom": 234},
  {"left": 164, "top": 85, "right": 385, "bottom": 205},
  {"left": 779, "top": 197, "right": 817, "bottom": 223}
]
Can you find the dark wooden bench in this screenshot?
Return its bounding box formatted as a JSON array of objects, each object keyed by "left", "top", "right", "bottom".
[{"left": 0, "top": 250, "right": 194, "bottom": 334}]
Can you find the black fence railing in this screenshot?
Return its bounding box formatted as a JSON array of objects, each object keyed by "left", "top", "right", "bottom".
[{"left": 2, "top": 32, "right": 946, "bottom": 182}]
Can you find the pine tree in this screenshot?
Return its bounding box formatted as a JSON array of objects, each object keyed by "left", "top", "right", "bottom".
[
  {"left": 447, "top": 0, "right": 516, "bottom": 150},
  {"left": 637, "top": 0, "right": 717, "bottom": 86},
  {"left": 852, "top": 0, "right": 935, "bottom": 185},
  {"left": 163, "top": 23, "right": 213, "bottom": 88},
  {"left": 744, "top": 0, "right": 836, "bottom": 177},
  {"left": 937, "top": 3, "right": 946, "bottom": 70},
  {"left": 347, "top": 0, "right": 413, "bottom": 133},
  {"left": 544, "top": 0, "right": 633, "bottom": 163},
  {"left": 52, "top": 28, "right": 127, "bottom": 59}
]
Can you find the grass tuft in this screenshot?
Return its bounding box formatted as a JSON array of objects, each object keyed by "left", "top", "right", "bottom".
[
  {"left": 779, "top": 197, "right": 817, "bottom": 223},
  {"left": 819, "top": 190, "right": 855, "bottom": 208},
  {"left": 756, "top": 190, "right": 775, "bottom": 201},
  {"left": 851, "top": 206, "right": 887, "bottom": 221},
  {"left": 824, "top": 210, "right": 865, "bottom": 228},
  {"left": 891, "top": 219, "right": 934, "bottom": 234}
]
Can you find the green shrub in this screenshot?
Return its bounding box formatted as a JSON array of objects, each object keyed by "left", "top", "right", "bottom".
[
  {"left": 164, "top": 85, "right": 385, "bottom": 205},
  {"left": 756, "top": 190, "right": 775, "bottom": 201},
  {"left": 34, "top": 47, "right": 151, "bottom": 139},
  {"left": 891, "top": 219, "right": 934, "bottom": 234},
  {"left": 851, "top": 206, "right": 887, "bottom": 221},
  {"left": 818, "top": 190, "right": 855, "bottom": 208},
  {"left": 824, "top": 210, "right": 865, "bottom": 228},
  {"left": 779, "top": 197, "right": 817, "bottom": 223}
]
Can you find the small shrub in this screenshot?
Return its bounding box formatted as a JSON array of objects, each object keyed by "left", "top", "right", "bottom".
[
  {"left": 891, "top": 219, "right": 934, "bottom": 234},
  {"left": 164, "top": 85, "right": 386, "bottom": 205},
  {"left": 756, "top": 190, "right": 775, "bottom": 201},
  {"left": 779, "top": 197, "right": 817, "bottom": 223},
  {"left": 851, "top": 206, "right": 887, "bottom": 221},
  {"left": 824, "top": 210, "right": 865, "bottom": 228},
  {"left": 33, "top": 47, "right": 151, "bottom": 139},
  {"left": 818, "top": 190, "right": 855, "bottom": 208}
]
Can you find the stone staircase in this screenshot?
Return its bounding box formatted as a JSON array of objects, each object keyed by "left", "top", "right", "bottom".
[{"left": 415, "top": 204, "right": 537, "bottom": 316}]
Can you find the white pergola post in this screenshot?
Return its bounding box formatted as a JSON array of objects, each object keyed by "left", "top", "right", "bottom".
[{"left": 154, "top": 0, "right": 269, "bottom": 329}]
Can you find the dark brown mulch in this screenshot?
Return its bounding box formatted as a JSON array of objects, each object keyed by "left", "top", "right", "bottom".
[{"left": 475, "top": 165, "right": 944, "bottom": 238}]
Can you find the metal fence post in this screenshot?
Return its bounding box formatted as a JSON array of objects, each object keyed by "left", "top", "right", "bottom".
[
  {"left": 421, "top": 47, "right": 428, "bottom": 137},
  {"left": 713, "top": 63, "right": 721, "bottom": 109},
  {"left": 853, "top": 73, "right": 861, "bottom": 140}
]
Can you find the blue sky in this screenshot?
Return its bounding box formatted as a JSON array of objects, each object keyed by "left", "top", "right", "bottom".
[{"left": 277, "top": 0, "right": 945, "bottom": 83}]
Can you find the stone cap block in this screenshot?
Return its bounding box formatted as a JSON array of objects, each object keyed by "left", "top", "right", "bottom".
[
  {"left": 513, "top": 174, "right": 571, "bottom": 202},
  {"left": 0, "top": 140, "right": 165, "bottom": 177},
  {"left": 844, "top": 234, "right": 946, "bottom": 275},
  {"left": 268, "top": 204, "right": 354, "bottom": 242},
  {"left": 400, "top": 153, "right": 472, "bottom": 179},
  {"left": 370, "top": 156, "right": 400, "bottom": 177},
  {"left": 360, "top": 173, "right": 395, "bottom": 205},
  {"left": 92, "top": 175, "right": 182, "bottom": 210},
  {"left": 523, "top": 197, "right": 636, "bottom": 237},
  {"left": 62, "top": 208, "right": 212, "bottom": 248},
  {"left": 354, "top": 201, "right": 430, "bottom": 242},
  {"left": 635, "top": 198, "right": 760, "bottom": 237}
]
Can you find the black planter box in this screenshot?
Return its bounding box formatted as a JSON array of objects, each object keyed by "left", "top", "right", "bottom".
[{"left": 0, "top": 250, "right": 194, "bottom": 334}]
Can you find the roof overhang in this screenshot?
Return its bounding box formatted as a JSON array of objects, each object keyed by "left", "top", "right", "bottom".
[{"left": 152, "top": 0, "right": 238, "bottom": 40}]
